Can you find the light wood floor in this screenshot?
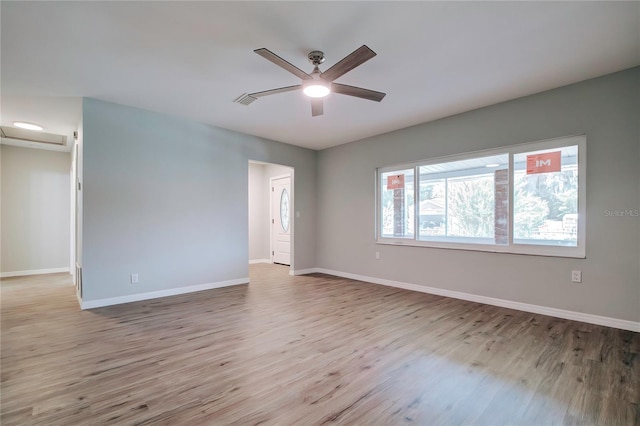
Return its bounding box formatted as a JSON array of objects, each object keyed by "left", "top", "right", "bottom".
[{"left": 1, "top": 264, "right": 638, "bottom": 425}]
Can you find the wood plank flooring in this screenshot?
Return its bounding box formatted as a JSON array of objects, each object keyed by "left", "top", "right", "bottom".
[{"left": 1, "top": 264, "right": 638, "bottom": 425}]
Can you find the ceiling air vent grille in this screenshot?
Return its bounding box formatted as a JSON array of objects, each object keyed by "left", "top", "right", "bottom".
[
  {"left": 233, "top": 93, "right": 257, "bottom": 106},
  {"left": 1, "top": 126, "right": 67, "bottom": 146}
]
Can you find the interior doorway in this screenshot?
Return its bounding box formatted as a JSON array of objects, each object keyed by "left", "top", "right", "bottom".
[{"left": 248, "top": 161, "right": 294, "bottom": 270}]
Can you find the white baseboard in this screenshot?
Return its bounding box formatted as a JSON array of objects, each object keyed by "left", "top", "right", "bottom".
[
  {"left": 309, "top": 268, "right": 640, "bottom": 333},
  {"left": 291, "top": 268, "right": 318, "bottom": 276},
  {"left": 1, "top": 267, "right": 70, "bottom": 278},
  {"left": 249, "top": 259, "right": 271, "bottom": 264},
  {"left": 79, "top": 277, "right": 249, "bottom": 310}
]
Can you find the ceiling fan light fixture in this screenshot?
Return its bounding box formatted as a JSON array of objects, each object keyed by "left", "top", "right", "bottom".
[{"left": 303, "top": 80, "right": 330, "bottom": 98}]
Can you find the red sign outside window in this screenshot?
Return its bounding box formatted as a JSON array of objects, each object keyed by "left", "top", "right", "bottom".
[
  {"left": 387, "top": 174, "right": 404, "bottom": 189},
  {"left": 527, "top": 151, "right": 561, "bottom": 174}
]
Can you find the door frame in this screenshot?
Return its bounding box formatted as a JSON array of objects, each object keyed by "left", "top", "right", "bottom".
[{"left": 269, "top": 173, "right": 293, "bottom": 269}]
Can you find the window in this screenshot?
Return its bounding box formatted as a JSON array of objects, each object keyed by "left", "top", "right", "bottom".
[
  {"left": 380, "top": 169, "right": 414, "bottom": 239},
  {"left": 513, "top": 145, "right": 578, "bottom": 247},
  {"left": 376, "top": 135, "right": 586, "bottom": 257},
  {"left": 417, "top": 154, "right": 508, "bottom": 245}
]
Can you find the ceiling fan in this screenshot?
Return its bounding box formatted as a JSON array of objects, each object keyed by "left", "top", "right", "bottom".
[{"left": 235, "top": 45, "right": 386, "bottom": 117}]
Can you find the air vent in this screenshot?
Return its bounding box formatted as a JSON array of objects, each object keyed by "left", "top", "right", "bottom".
[
  {"left": 233, "top": 93, "right": 257, "bottom": 106},
  {"left": 1, "top": 126, "right": 67, "bottom": 146}
]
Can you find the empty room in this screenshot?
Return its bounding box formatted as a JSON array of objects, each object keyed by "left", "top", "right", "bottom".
[{"left": 1, "top": 2, "right": 638, "bottom": 425}]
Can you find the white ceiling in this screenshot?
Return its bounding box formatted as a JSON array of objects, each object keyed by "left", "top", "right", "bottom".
[{"left": 1, "top": 1, "right": 639, "bottom": 151}]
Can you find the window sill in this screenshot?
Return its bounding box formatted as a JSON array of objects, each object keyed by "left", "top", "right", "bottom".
[{"left": 376, "top": 239, "right": 586, "bottom": 259}]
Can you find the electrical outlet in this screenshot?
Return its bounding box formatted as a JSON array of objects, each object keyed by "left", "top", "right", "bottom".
[
  {"left": 571, "top": 270, "right": 582, "bottom": 283},
  {"left": 375, "top": 251, "right": 380, "bottom": 260},
  {"left": 131, "top": 273, "right": 139, "bottom": 284}
]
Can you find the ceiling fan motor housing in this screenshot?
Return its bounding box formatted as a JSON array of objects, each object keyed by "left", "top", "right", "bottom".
[{"left": 307, "top": 51, "right": 325, "bottom": 66}]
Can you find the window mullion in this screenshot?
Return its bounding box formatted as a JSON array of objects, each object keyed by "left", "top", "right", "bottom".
[
  {"left": 414, "top": 166, "right": 419, "bottom": 241},
  {"left": 444, "top": 177, "right": 448, "bottom": 237},
  {"left": 508, "top": 153, "right": 514, "bottom": 247}
]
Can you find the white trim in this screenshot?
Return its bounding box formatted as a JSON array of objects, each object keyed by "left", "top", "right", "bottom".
[
  {"left": 309, "top": 268, "right": 639, "bottom": 332},
  {"left": 249, "top": 259, "right": 271, "bottom": 264},
  {"left": 79, "top": 278, "right": 249, "bottom": 309},
  {"left": 1, "top": 267, "right": 70, "bottom": 278},
  {"left": 69, "top": 147, "right": 75, "bottom": 279}
]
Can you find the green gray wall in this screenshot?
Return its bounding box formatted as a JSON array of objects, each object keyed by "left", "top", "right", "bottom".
[
  {"left": 81, "top": 98, "right": 316, "bottom": 302},
  {"left": 1, "top": 145, "right": 71, "bottom": 275},
  {"left": 317, "top": 67, "right": 639, "bottom": 322},
  {"left": 81, "top": 69, "right": 638, "bottom": 323}
]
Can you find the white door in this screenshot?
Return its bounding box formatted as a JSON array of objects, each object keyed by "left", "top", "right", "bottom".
[{"left": 271, "top": 176, "right": 291, "bottom": 265}]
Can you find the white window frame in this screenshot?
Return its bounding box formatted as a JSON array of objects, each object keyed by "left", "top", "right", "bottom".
[{"left": 375, "top": 135, "right": 586, "bottom": 258}]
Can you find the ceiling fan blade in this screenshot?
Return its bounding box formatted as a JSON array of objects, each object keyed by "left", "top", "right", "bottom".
[
  {"left": 332, "top": 83, "right": 386, "bottom": 102},
  {"left": 311, "top": 99, "right": 323, "bottom": 117},
  {"left": 249, "top": 85, "right": 302, "bottom": 98},
  {"left": 254, "top": 48, "right": 313, "bottom": 81},
  {"left": 320, "top": 45, "right": 377, "bottom": 82}
]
